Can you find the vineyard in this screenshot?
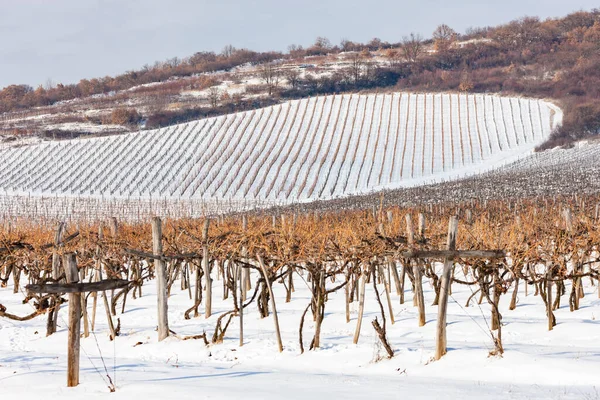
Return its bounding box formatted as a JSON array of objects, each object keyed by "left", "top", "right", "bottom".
[
  {"left": 283, "top": 139, "right": 600, "bottom": 214},
  {"left": 1, "top": 197, "right": 599, "bottom": 397},
  {"left": 0, "top": 93, "right": 561, "bottom": 220}
]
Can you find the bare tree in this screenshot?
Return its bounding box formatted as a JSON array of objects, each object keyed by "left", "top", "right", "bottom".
[
  {"left": 340, "top": 38, "right": 353, "bottom": 52},
  {"left": 221, "top": 45, "right": 236, "bottom": 58},
  {"left": 347, "top": 52, "right": 364, "bottom": 85},
  {"left": 385, "top": 49, "right": 403, "bottom": 68},
  {"left": 402, "top": 33, "right": 423, "bottom": 63},
  {"left": 284, "top": 68, "right": 301, "bottom": 89},
  {"left": 259, "top": 63, "right": 281, "bottom": 96},
  {"left": 207, "top": 86, "right": 221, "bottom": 108},
  {"left": 313, "top": 36, "right": 332, "bottom": 50},
  {"left": 433, "top": 24, "right": 457, "bottom": 52},
  {"left": 363, "top": 61, "right": 377, "bottom": 83}
]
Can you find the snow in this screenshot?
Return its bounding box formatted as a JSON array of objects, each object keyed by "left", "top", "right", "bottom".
[
  {"left": 1, "top": 264, "right": 599, "bottom": 399},
  {"left": 45, "top": 122, "right": 126, "bottom": 133},
  {"left": 0, "top": 93, "right": 561, "bottom": 217}
]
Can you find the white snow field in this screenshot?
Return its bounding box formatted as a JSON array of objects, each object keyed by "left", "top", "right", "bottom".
[
  {"left": 1, "top": 267, "right": 598, "bottom": 399},
  {"left": 0, "top": 93, "right": 561, "bottom": 218}
]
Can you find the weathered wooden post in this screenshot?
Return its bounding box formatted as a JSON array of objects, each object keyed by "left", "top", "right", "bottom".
[
  {"left": 385, "top": 210, "right": 402, "bottom": 296},
  {"left": 406, "top": 214, "right": 425, "bottom": 326},
  {"left": 546, "top": 267, "right": 554, "bottom": 331},
  {"left": 434, "top": 216, "right": 458, "bottom": 360},
  {"left": 238, "top": 261, "right": 244, "bottom": 347},
  {"left": 26, "top": 255, "right": 129, "bottom": 388},
  {"left": 418, "top": 212, "right": 426, "bottom": 237},
  {"left": 203, "top": 218, "right": 212, "bottom": 318},
  {"left": 353, "top": 266, "right": 367, "bottom": 344},
  {"left": 256, "top": 253, "right": 283, "bottom": 353},
  {"left": 47, "top": 222, "right": 65, "bottom": 336},
  {"left": 563, "top": 208, "right": 573, "bottom": 233},
  {"left": 152, "top": 217, "right": 169, "bottom": 341},
  {"left": 64, "top": 253, "right": 81, "bottom": 387},
  {"left": 241, "top": 215, "right": 250, "bottom": 300}
]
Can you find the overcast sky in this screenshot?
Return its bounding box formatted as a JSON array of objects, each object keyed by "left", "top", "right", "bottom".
[{"left": 0, "top": 0, "right": 597, "bottom": 89}]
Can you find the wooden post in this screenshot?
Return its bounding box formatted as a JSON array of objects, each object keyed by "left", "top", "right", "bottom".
[
  {"left": 353, "top": 269, "right": 367, "bottom": 344},
  {"left": 406, "top": 214, "right": 425, "bottom": 326},
  {"left": 152, "top": 217, "right": 169, "bottom": 341},
  {"left": 546, "top": 268, "right": 554, "bottom": 331},
  {"left": 563, "top": 208, "right": 573, "bottom": 233},
  {"left": 203, "top": 218, "right": 212, "bottom": 318},
  {"left": 47, "top": 222, "right": 65, "bottom": 336},
  {"left": 110, "top": 217, "right": 118, "bottom": 238},
  {"left": 238, "top": 262, "right": 244, "bottom": 347},
  {"left": 256, "top": 254, "right": 283, "bottom": 352},
  {"left": 80, "top": 267, "right": 89, "bottom": 338},
  {"left": 435, "top": 216, "right": 459, "bottom": 360},
  {"left": 64, "top": 253, "right": 81, "bottom": 387},
  {"left": 382, "top": 266, "right": 395, "bottom": 324},
  {"left": 241, "top": 215, "right": 250, "bottom": 298},
  {"left": 27, "top": 272, "right": 129, "bottom": 389},
  {"left": 390, "top": 259, "right": 402, "bottom": 296},
  {"left": 345, "top": 272, "right": 351, "bottom": 323},
  {"left": 97, "top": 226, "right": 116, "bottom": 339},
  {"left": 399, "top": 260, "right": 406, "bottom": 304},
  {"left": 91, "top": 227, "right": 100, "bottom": 331},
  {"left": 465, "top": 209, "right": 473, "bottom": 224}
]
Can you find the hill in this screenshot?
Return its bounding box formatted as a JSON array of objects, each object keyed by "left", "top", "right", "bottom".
[
  {"left": 0, "top": 93, "right": 559, "bottom": 220},
  {"left": 0, "top": 9, "right": 598, "bottom": 149}
]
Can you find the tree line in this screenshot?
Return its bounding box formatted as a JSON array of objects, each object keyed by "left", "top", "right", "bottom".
[{"left": 1, "top": 9, "right": 599, "bottom": 147}]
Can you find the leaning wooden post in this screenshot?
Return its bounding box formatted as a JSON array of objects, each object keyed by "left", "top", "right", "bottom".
[
  {"left": 97, "top": 226, "right": 117, "bottom": 339},
  {"left": 434, "top": 216, "right": 459, "bottom": 360},
  {"left": 203, "top": 218, "right": 212, "bottom": 318},
  {"left": 418, "top": 212, "right": 426, "bottom": 237},
  {"left": 238, "top": 262, "right": 244, "bottom": 347},
  {"left": 256, "top": 253, "right": 283, "bottom": 352},
  {"left": 63, "top": 253, "right": 81, "bottom": 387},
  {"left": 152, "top": 217, "right": 169, "bottom": 341},
  {"left": 353, "top": 267, "right": 367, "bottom": 344},
  {"left": 242, "top": 215, "right": 251, "bottom": 298},
  {"left": 47, "top": 221, "right": 65, "bottom": 336},
  {"left": 80, "top": 266, "right": 90, "bottom": 338},
  {"left": 546, "top": 267, "right": 554, "bottom": 331},
  {"left": 406, "top": 214, "right": 425, "bottom": 326},
  {"left": 563, "top": 208, "right": 573, "bottom": 233}
]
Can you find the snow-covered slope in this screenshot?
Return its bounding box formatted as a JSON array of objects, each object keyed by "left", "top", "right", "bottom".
[
  {"left": 0, "top": 93, "right": 560, "bottom": 205},
  {"left": 1, "top": 262, "right": 598, "bottom": 399}
]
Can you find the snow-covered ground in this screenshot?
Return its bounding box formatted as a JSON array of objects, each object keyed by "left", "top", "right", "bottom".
[
  {"left": 1, "top": 266, "right": 599, "bottom": 399},
  {"left": 0, "top": 93, "right": 560, "bottom": 209}
]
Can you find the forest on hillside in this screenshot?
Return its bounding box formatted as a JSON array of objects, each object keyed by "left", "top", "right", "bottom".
[{"left": 1, "top": 9, "right": 599, "bottom": 149}]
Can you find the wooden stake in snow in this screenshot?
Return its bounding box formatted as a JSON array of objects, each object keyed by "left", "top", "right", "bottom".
[
  {"left": 435, "top": 216, "right": 458, "bottom": 360},
  {"left": 406, "top": 214, "right": 425, "bottom": 326},
  {"left": 64, "top": 253, "right": 81, "bottom": 387},
  {"left": 353, "top": 270, "right": 367, "bottom": 344},
  {"left": 238, "top": 262, "right": 244, "bottom": 347},
  {"left": 26, "top": 254, "right": 129, "bottom": 388},
  {"left": 203, "top": 218, "right": 212, "bottom": 318},
  {"left": 256, "top": 253, "right": 283, "bottom": 353},
  {"left": 46, "top": 222, "right": 65, "bottom": 336},
  {"left": 152, "top": 217, "right": 169, "bottom": 341}
]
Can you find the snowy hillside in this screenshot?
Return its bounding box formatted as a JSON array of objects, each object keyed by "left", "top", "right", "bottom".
[
  {"left": 1, "top": 259, "right": 599, "bottom": 399},
  {"left": 0, "top": 93, "right": 560, "bottom": 208}
]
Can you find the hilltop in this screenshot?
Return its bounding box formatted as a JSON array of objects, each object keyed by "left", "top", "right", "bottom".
[
  {"left": 0, "top": 9, "right": 599, "bottom": 150},
  {"left": 0, "top": 92, "right": 560, "bottom": 220}
]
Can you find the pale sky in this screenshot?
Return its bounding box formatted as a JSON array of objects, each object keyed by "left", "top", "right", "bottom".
[{"left": 0, "top": 0, "right": 597, "bottom": 89}]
